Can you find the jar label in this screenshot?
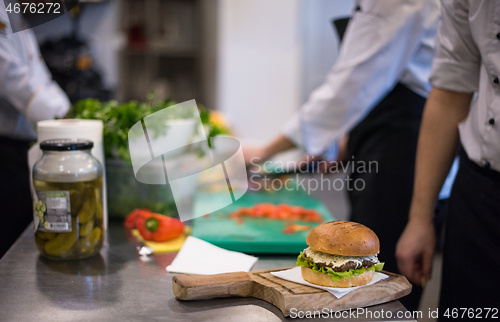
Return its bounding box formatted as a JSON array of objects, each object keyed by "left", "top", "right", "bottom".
[{"left": 35, "top": 191, "right": 72, "bottom": 232}]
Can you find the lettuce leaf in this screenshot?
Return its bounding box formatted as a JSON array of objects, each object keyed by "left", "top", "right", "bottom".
[{"left": 296, "top": 252, "right": 384, "bottom": 281}]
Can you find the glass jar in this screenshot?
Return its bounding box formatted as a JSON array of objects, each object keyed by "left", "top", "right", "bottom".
[{"left": 33, "top": 139, "right": 104, "bottom": 260}]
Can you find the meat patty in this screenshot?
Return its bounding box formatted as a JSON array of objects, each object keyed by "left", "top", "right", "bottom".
[{"left": 304, "top": 254, "right": 377, "bottom": 272}]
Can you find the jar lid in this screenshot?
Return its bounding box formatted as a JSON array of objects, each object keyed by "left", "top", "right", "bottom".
[{"left": 39, "top": 139, "right": 94, "bottom": 151}]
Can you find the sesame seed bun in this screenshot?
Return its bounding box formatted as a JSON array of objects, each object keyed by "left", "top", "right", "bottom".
[{"left": 306, "top": 221, "right": 380, "bottom": 257}]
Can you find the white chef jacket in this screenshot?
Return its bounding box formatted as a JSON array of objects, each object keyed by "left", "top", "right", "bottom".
[
  {"left": 0, "top": 2, "right": 69, "bottom": 141},
  {"left": 283, "top": 0, "right": 440, "bottom": 156},
  {"left": 430, "top": 0, "right": 500, "bottom": 173}
]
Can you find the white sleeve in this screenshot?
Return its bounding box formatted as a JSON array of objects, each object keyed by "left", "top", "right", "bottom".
[
  {"left": 285, "top": 0, "right": 436, "bottom": 155},
  {"left": 0, "top": 7, "right": 69, "bottom": 124},
  {"left": 429, "top": 0, "right": 480, "bottom": 93}
]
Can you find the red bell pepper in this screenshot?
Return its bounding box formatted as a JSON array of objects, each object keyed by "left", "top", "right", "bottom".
[
  {"left": 124, "top": 209, "right": 154, "bottom": 229},
  {"left": 136, "top": 213, "right": 184, "bottom": 242}
]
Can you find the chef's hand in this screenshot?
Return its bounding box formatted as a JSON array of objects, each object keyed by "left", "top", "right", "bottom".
[
  {"left": 313, "top": 135, "right": 349, "bottom": 173},
  {"left": 243, "top": 135, "right": 296, "bottom": 167},
  {"left": 396, "top": 216, "right": 435, "bottom": 285},
  {"left": 336, "top": 135, "right": 349, "bottom": 163},
  {"left": 243, "top": 146, "right": 270, "bottom": 167}
]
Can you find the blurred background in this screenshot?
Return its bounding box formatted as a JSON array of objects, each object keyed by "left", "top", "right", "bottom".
[
  {"left": 22, "top": 0, "right": 355, "bottom": 231},
  {"left": 33, "top": 0, "right": 353, "bottom": 146}
]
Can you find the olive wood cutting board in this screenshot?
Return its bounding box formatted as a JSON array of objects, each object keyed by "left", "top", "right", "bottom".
[{"left": 172, "top": 267, "right": 412, "bottom": 317}]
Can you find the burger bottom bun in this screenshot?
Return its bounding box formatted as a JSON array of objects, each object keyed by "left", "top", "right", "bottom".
[{"left": 301, "top": 266, "right": 375, "bottom": 288}]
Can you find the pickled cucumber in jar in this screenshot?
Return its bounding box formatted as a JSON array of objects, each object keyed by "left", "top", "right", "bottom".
[
  {"left": 75, "top": 227, "right": 102, "bottom": 256},
  {"left": 33, "top": 139, "right": 104, "bottom": 260}
]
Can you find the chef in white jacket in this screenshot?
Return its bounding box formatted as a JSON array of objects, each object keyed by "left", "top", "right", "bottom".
[
  {"left": 0, "top": 2, "right": 70, "bottom": 258},
  {"left": 396, "top": 0, "right": 500, "bottom": 317},
  {"left": 244, "top": 0, "right": 440, "bottom": 311}
]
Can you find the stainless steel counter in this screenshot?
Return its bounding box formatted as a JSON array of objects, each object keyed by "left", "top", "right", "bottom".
[{"left": 0, "top": 222, "right": 414, "bottom": 321}]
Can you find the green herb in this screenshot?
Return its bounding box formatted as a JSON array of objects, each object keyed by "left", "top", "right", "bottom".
[{"left": 69, "top": 95, "right": 229, "bottom": 161}]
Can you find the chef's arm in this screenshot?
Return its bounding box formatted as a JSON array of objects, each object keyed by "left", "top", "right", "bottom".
[
  {"left": 0, "top": 30, "right": 69, "bottom": 123},
  {"left": 396, "top": 87, "right": 473, "bottom": 285},
  {"left": 409, "top": 88, "right": 472, "bottom": 222},
  {"left": 243, "top": 134, "right": 296, "bottom": 165},
  {"left": 284, "top": 0, "right": 435, "bottom": 156},
  {"left": 263, "top": 135, "right": 296, "bottom": 159},
  {"left": 247, "top": 0, "right": 433, "bottom": 163}
]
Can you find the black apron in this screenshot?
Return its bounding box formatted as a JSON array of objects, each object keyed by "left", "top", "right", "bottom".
[
  {"left": 347, "top": 82, "right": 425, "bottom": 311},
  {"left": 439, "top": 149, "right": 500, "bottom": 320}
]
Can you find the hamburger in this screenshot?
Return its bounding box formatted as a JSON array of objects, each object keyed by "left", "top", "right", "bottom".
[{"left": 297, "top": 221, "right": 384, "bottom": 287}]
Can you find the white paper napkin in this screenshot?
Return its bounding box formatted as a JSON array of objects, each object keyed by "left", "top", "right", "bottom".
[
  {"left": 271, "top": 267, "right": 389, "bottom": 298},
  {"left": 166, "top": 236, "right": 258, "bottom": 275}
]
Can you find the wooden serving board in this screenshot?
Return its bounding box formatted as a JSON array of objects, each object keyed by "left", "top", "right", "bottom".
[{"left": 173, "top": 267, "right": 412, "bottom": 317}]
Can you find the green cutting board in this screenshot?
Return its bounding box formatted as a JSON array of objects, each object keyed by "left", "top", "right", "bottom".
[{"left": 191, "top": 190, "right": 335, "bottom": 254}]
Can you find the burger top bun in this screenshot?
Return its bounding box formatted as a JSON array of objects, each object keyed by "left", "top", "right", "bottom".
[{"left": 306, "top": 221, "right": 379, "bottom": 256}]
